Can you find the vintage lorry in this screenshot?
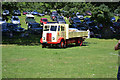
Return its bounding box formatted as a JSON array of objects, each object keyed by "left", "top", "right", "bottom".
[{"left": 40, "top": 23, "right": 89, "bottom": 48}]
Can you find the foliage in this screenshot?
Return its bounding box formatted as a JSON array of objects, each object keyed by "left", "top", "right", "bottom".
[
  {"left": 114, "top": 6, "right": 120, "bottom": 14},
  {"left": 92, "top": 4, "right": 114, "bottom": 38}
]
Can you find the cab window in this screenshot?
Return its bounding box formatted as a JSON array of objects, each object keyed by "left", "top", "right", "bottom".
[
  {"left": 50, "top": 26, "right": 57, "bottom": 31},
  {"left": 58, "top": 26, "right": 60, "bottom": 31},
  {"left": 61, "top": 26, "right": 64, "bottom": 31},
  {"left": 44, "top": 26, "right": 49, "bottom": 31}
]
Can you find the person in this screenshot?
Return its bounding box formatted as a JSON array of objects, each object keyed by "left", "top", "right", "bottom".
[
  {"left": 115, "top": 40, "right": 120, "bottom": 50},
  {"left": 115, "top": 40, "right": 120, "bottom": 80}
]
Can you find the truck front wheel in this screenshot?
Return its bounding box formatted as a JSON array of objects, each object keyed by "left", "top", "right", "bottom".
[
  {"left": 42, "top": 44, "right": 46, "bottom": 48},
  {"left": 59, "top": 40, "right": 65, "bottom": 48}
]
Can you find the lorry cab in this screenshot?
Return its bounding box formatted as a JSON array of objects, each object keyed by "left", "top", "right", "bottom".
[
  {"left": 25, "top": 14, "right": 35, "bottom": 24},
  {"left": 41, "top": 24, "right": 68, "bottom": 44}
]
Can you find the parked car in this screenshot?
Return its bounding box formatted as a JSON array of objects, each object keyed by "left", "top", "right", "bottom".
[
  {"left": 83, "top": 17, "right": 94, "bottom": 25},
  {"left": 57, "top": 16, "right": 66, "bottom": 24},
  {"left": 44, "top": 11, "right": 48, "bottom": 15},
  {"left": 28, "top": 22, "right": 42, "bottom": 34},
  {"left": 71, "top": 22, "right": 87, "bottom": 30},
  {"left": 27, "top": 11, "right": 32, "bottom": 14},
  {"left": 46, "top": 22, "right": 58, "bottom": 24},
  {"left": 2, "top": 23, "right": 10, "bottom": 33},
  {"left": 50, "top": 13, "right": 58, "bottom": 21},
  {"left": 40, "top": 18, "right": 48, "bottom": 26},
  {"left": 0, "top": 17, "right": 6, "bottom": 25},
  {"left": 69, "top": 17, "right": 81, "bottom": 24},
  {"left": 2, "top": 23, "right": 25, "bottom": 37},
  {"left": 31, "top": 10, "right": 38, "bottom": 15},
  {"left": 2, "top": 10, "right": 9, "bottom": 16},
  {"left": 2, "top": 23, "right": 12, "bottom": 36},
  {"left": 23, "top": 11, "right": 27, "bottom": 15},
  {"left": 88, "top": 22, "right": 100, "bottom": 34},
  {"left": 114, "top": 13, "right": 120, "bottom": 16},
  {"left": 25, "top": 14, "right": 36, "bottom": 24},
  {"left": 37, "top": 13, "right": 45, "bottom": 16},
  {"left": 51, "top": 11, "right": 57, "bottom": 14},
  {"left": 61, "top": 10, "right": 69, "bottom": 17},
  {"left": 76, "top": 13, "right": 84, "bottom": 20},
  {"left": 8, "top": 24, "right": 25, "bottom": 33},
  {"left": 117, "top": 19, "right": 120, "bottom": 22},
  {"left": 113, "top": 21, "right": 120, "bottom": 30},
  {"left": 13, "top": 10, "right": 21, "bottom": 16},
  {"left": 11, "top": 16, "right": 20, "bottom": 24}
]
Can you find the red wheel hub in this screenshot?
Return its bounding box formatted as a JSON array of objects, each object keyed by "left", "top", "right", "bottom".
[
  {"left": 80, "top": 41, "right": 83, "bottom": 46},
  {"left": 61, "top": 42, "right": 64, "bottom": 48}
]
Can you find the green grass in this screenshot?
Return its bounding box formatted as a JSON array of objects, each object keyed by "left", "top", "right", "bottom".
[
  {"left": 2, "top": 14, "right": 120, "bottom": 78},
  {"left": 2, "top": 38, "right": 119, "bottom": 78},
  {"left": 115, "top": 16, "right": 120, "bottom": 22}
]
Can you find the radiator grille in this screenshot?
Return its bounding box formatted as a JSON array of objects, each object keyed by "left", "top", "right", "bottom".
[{"left": 46, "top": 33, "right": 52, "bottom": 42}]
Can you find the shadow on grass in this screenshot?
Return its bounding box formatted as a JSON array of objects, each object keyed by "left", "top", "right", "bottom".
[
  {"left": 2, "top": 34, "right": 93, "bottom": 48},
  {"left": 46, "top": 42, "right": 88, "bottom": 49},
  {"left": 2, "top": 34, "right": 42, "bottom": 46}
]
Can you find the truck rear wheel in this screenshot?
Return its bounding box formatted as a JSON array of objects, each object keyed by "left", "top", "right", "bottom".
[
  {"left": 78, "top": 41, "right": 83, "bottom": 46},
  {"left": 76, "top": 38, "right": 83, "bottom": 46}
]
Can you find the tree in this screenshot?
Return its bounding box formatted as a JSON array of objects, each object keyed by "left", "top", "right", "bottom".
[
  {"left": 114, "top": 6, "right": 120, "bottom": 15},
  {"left": 92, "top": 4, "right": 114, "bottom": 38}
]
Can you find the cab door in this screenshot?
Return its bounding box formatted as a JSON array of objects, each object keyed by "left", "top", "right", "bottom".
[{"left": 57, "top": 25, "right": 66, "bottom": 40}]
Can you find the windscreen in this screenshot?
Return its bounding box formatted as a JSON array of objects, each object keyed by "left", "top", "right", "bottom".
[
  {"left": 58, "top": 18, "right": 64, "bottom": 21},
  {"left": 77, "top": 14, "right": 82, "bottom": 16},
  {"left": 52, "top": 14, "right": 58, "bottom": 16},
  {"left": 44, "top": 25, "right": 58, "bottom": 31},
  {"left": 43, "top": 19, "right": 48, "bottom": 22},
  {"left": 27, "top": 17, "right": 34, "bottom": 19},
  {"left": 4, "top": 10, "right": 8, "bottom": 13},
  {"left": 73, "top": 18, "right": 80, "bottom": 21},
  {"left": 50, "top": 26, "right": 57, "bottom": 31},
  {"left": 13, "top": 18, "right": 19, "bottom": 20}
]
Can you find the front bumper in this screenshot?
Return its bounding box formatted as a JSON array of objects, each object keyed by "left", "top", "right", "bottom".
[
  {"left": 40, "top": 38, "right": 58, "bottom": 44},
  {"left": 42, "top": 42, "right": 58, "bottom": 44}
]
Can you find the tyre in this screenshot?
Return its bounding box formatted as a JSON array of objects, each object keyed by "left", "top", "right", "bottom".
[
  {"left": 76, "top": 38, "right": 83, "bottom": 46},
  {"left": 42, "top": 44, "right": 46, "bottom": 48},
  {"left": 78, "top": 40, "right": 83, "bottom": 46},
  {"left": 58, "top": 40, "right": 65, "bottom": 48}
]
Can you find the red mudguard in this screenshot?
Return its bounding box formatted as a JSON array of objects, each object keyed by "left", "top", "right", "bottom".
[{"left": 40, "top": 37, "right": 64, "bottom": 44}]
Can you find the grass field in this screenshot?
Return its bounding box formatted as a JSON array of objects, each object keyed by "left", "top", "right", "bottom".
[
  {"left": 2, "top": 38, "right": 119, "bottom": 78},
  {"left": 2, "top": 14, "right": 120, "bottom": 78}
]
